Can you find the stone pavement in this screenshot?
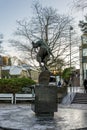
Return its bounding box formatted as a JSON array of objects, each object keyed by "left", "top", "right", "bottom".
[{"left": 0, "top": 103, "right": 87, "bottom": 130}]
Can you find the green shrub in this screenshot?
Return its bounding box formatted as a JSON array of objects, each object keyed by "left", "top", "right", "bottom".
[{"left": 0, "top": 78, "right": 36, "bottom": 93}]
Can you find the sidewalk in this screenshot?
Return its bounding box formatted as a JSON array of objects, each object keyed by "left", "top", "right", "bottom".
[{"left": 0, "top": 103, "right": 87, "bottom": 130}]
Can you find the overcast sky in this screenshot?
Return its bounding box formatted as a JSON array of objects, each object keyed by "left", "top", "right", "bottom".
[
  {"left": 0, "top": 0, "right": 86, "bottom": 57},
  {"left": 0, "top": 0, "right": 79, "bottom": 39}
]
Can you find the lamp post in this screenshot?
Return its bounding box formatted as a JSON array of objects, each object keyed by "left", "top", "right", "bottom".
[
  {"left": 69, "top": 26, "right": 73, "bottom": 69},
  {"left": 68, "top": 26, "right": 73, "bottom": 89}
]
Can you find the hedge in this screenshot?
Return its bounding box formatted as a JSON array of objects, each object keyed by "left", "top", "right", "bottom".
[{"left": 0, "top": 78, "right": 36, "bottom": 93}]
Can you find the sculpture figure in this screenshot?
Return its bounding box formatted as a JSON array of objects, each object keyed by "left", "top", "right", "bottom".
[
  {"left": 31, "top": 40, "right": 58, "bottom": 117},
  {"left": 32, "top": 39, "right": 53, "bottom": 71}
]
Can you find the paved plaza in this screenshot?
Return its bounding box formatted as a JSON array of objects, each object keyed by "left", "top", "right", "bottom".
[{"left": 0, "top": 103, "right": 87, "bottom": 130}]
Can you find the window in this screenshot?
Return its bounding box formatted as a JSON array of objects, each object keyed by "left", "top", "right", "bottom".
[
  {"left": 83, "top": 48, "right": 87, "bottom": 56},
  {"left": 82, "top": 35, "right": 87, "bottom": 44}
]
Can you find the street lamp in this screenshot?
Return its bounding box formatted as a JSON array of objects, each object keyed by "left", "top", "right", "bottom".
[
  {"left": 69, "top": 26, "right": 73, "bottom": 69},
  {"left": 68, "top": 26, "right": 73, "bottom": 89}
]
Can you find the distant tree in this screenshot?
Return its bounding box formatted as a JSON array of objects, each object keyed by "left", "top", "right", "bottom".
[
  {"left": 10, "top": 2, "right": 78, "bottom": 71},
  {"left": 62, "top": 67, "right": 75, "bottom": 81}
]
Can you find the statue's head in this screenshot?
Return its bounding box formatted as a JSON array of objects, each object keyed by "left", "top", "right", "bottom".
[
  {"left": 32, "top": 40, "right": 42, "bottom": 48},
  {"left": 32, "top": 41, "right": 38, "bottom": 48}
]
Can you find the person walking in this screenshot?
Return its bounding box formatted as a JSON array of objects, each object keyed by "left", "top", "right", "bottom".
[{"left": 83, "top": 78, "right": 87, "bottom": 93}]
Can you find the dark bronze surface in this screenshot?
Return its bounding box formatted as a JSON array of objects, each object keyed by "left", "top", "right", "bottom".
[{"left": 38, "top": 70, "right": 50, "bottom": 85}]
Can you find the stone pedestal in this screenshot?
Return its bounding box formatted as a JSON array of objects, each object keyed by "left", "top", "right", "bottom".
[
  {"left": 31, "top": 70, "right": 58, "bottom": 117},
  {"left": 31, "top": 85, "right": 58, "bottom": 116}
]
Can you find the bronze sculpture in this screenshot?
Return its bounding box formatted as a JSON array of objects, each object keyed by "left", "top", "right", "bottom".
[
  {"left": 31, "top": 40, "right": 58, "bottom": 117},
  {"left": 32, "top": 39, "right": 53, "bottom": 71}
]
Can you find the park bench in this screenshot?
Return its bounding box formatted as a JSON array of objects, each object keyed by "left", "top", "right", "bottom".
[
  {"left": 15, "top": 94, "right": 35, "bottom": 104},
  {"left": 0, "top": 93, "right": 13, "bottom": 104}
]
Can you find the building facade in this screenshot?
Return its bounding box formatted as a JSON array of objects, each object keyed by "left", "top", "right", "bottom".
[{"left": 79, "top": 20, "right": 87, "bottom": 87}]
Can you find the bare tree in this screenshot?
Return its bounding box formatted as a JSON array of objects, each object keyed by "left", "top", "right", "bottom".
[
  {"left": 10, "top": 2, "right": 78, "bottom": 71},
  {"left": 73, "top": 0, "right": 87, "bottom": 9}
]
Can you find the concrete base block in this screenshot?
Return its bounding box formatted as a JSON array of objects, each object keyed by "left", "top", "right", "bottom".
[{"left": 31, "top": 85, "right": 58, "bottom": 117}]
